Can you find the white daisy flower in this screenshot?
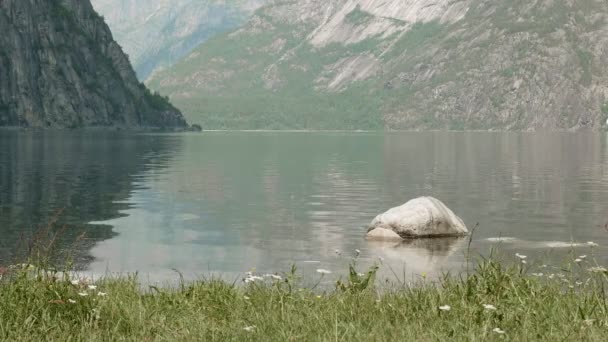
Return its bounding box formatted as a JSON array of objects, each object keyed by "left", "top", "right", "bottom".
[
  {"left": 316, "top": 269, "right": 332, "bottom": 275},
  {"left": 244, "top": 275, "right": 264, "bottom": 283},
  {"left": 438, "top": 305, "right": 451, "bottom": 311},
  {"left": 493, "top": 328, "right": 506, "bottom": 334}
]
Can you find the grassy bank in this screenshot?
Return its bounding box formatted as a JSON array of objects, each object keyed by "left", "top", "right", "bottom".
[{"left": 1, "top": 257, "right": 608, "bottom": 341}]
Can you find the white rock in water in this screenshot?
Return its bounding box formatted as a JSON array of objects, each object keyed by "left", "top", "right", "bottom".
[
  {"left": 367, "top": 197, "right": 468, "bottom": 239},
  {"left": 365, "top": 227, "right": 403, "bottom": 241}
]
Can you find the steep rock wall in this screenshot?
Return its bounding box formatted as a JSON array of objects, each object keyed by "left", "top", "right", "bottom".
[{"left": 0, "top": 0, "right": 187, "bottom": 128}]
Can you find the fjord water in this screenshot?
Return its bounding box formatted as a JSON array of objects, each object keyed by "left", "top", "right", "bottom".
[{"left": 1, "top": 131, "right": 608, "bottom": 282}]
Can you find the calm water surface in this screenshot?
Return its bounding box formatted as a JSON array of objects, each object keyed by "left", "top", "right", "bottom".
[{"left": 1, "top": 131, "right": 608, "bottom": 283}]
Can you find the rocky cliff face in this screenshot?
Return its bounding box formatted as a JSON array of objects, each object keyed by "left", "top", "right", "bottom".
[
  {"left": 148, "top": 0, "right": 608, "bottom": 130},
  {"left": 91, "top": 0, "right": 265, "bottom": 80},
  {"left": 0, "top": 0, "right": 187, "bottom": 129}
]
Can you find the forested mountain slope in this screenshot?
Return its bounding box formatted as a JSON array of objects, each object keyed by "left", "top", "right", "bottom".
[
  {"left": 92, "top": 0, "right": 265, "bottom": 79},
  {"left": 149, "top": 0, "right": 608, "bottom": 130}
]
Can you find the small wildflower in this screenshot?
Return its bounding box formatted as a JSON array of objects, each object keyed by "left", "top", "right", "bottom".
[
  {"left": 584, "top": 319, "right": 596, "bottom": 326},
  {"left": 88, "top": 285, "right": 97, "bottom": 290},
  {"left": 335, "top": 249, "right": 341, "bottom": 255},
  {"left": 438, "top": 305, "right": 451, "bottom": 311},
  {"left": 355, "top": 249, "right": 361, "bottom": 256},
  {"left": 244, "top": 275, "right": 264, "bottom": 283},
  {"left": 68, "top": 299, "right": 76, "bottom": 304},
  {"left": 521, "top": 260, "right": 527, "bottom": 264},
  {"left": 270, "top": 274, "right": 282, "bottom": 280},
  {"left": 579, "top": 255, "right": 587, "bottom": 259},
  {"left": 493, "top": 328, "right": 506, "bottom": 334},
  {"left": 587, "top": 241, "right": 599, "bottom": 247},
  {"left": 97, "top": 292, "right": 107, "bottom": 297},
  {"left": 575, "top": 258, "right": 583, "bottom": 263},
  {"left": 515, "top": 253, "right": 527, "bottom": 260},
  {"left": 548, "top": 274, "right": 555, "bottom": 279},
  {"left": 244, "top": 296, "right": 250, "bottom": 300},
  {"left": 78, "top": 292, "right": 88, "bottom": 297},
  {"left": 357, "top": 273, "right": 365, "bottom": 277},
  {"left": 316, "top": 269, "right": 332, "bottom": 274},
  {"left": 575, "top": 281, "right": 583, "bottom": 286},
  {"left": 316, "top": 295, "right": 322, "bottom": 299},
  {"left": 531, "top": 273, "right": 543, "bottom": 277},
  {"left": 483, "top": 304, "right": 497, "bottom": 311},
  {"left": 70, "top": 280, "right": 80, "bottom": 286},
  {"left": 243, "top": 326, "right": 256, "bottom": 332},
  {"left": 588, "top": 266, "right": 608, "bottom": 273},
  {"left": 541, "top": 264, "right": 548, "bottom": 268}
]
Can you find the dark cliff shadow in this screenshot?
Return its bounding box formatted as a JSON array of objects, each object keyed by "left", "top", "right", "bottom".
[{"left": 0, "top": 130, "right": 182, "bottom": 269}]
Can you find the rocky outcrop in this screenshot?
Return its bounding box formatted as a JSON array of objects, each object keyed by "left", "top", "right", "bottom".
[
  {"left": 0, "top": 0, "right": 187, "bottom": 129},
  {"left": 366, "top": 197, "right": 468, "bottom": 239}
]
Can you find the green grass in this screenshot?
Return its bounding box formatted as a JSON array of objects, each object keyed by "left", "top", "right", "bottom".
[{"left": 1, "top": 257, "right": 608, "bottom": 341}]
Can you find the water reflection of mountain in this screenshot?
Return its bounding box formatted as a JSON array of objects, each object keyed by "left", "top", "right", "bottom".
[
  {"left": 0, "top": 130, "right": 181, "bottom": 268},
  {"left": 88, "top": 133, "right": 391, "bottom": 276},
  {"left": 85, "top": 132, "right": 608, "bottom": 281}
]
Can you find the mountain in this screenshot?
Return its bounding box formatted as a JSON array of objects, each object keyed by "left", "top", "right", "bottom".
[
  {"left": 148, "top": 0, "right": 608, "bottom": 130},
  {"left": 0, "top": 0, "right": 187, "bottom": 129},
  {"left": 91, "top": 0, "right": 266, "bottom": 80}
]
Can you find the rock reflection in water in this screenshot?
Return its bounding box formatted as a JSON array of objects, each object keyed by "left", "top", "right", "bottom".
[{"left": 368, "top": 237, "right": 467, "bottom": 280}]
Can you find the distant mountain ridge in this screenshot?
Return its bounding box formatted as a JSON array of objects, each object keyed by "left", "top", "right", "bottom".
[
  {"left": 148, "top": 0, "right": 608, "bottom": 130},
  {"left": 0, "top": 0, "right": 187, "bottom": 129},
  {"left": 91, "top": 0, "right": 266, "bottom": 80}
]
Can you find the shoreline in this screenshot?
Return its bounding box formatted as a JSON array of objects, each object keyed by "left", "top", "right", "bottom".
[
  {"left": 1, "top": 126, "right": 607, "bottom": 133},
  {"left": 1, "top": 257, "right": 607, "bottom": 340}
]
